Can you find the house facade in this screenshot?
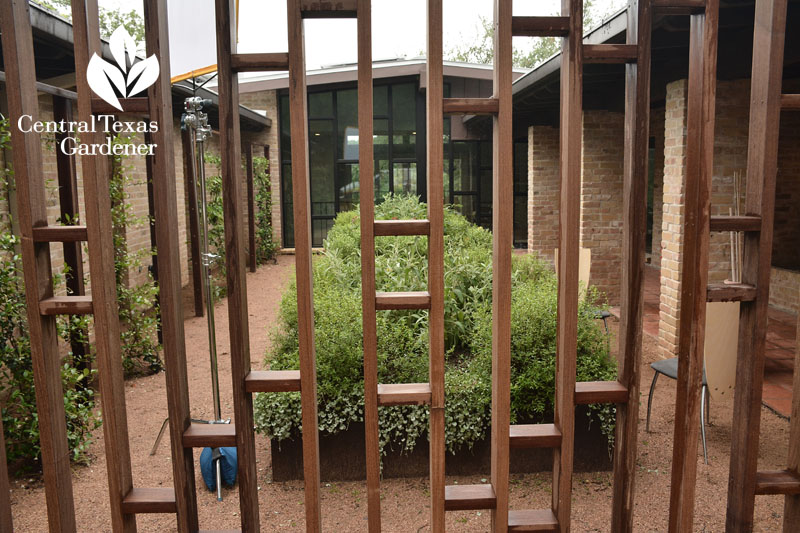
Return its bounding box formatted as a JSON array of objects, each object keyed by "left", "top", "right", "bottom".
[
  {"left": 231, "top": 59, "right": 529, "bottom": 248},
  {"left": 515, "top": 1, "right": 800, "bottom": 359}
]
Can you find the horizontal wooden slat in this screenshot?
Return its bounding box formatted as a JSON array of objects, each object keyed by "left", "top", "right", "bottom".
[
  {"left": 709, "top": 215, "right": 761, "bottom": 232},
  {"left": 300, "top": 0, "right": 356, "bottom": 18},
  {"left": 373, "top": 219, "right": 430, "bottom": 236},
  {"left": 444, "top": 484, "right": 497, "bottom": 511},
  {"left": 509, "top": 424, "right": 562, "bottom": 449},
  {"left": 442, "top": 97, "right": 499, "bottom": 115},
  {"left": 754, "top": 470, "right": 800, "bottom": 495},
  {"left": 574, "top": 381, "right": 628, "bottom": 404},
  {"left": 32, "top": 225, "right": 88, "bottom": 242},
  {"left": 508, "top": 509, "right": 559, "bottom": 531},
  {"left": 706, "top": 283, "right": 757, "bottom": 302},
  {"left": 375, "top": 291, "right": 431, "bottom": 310},
  {"left": 651, "top": 0, "right": 705, "bottom": 13},
  {"left": 244, "top": 370, "right": 301, "bottom": 393},
  {"left": 182, "top": 423, "right": 236, "bottom": 448},
  {"left": 121, "top": 487, "right": 177, "bottom": 514},
  {"left": 91, "top": 97, "right": 149, "bottom": 115},
  {"left": 39, "top": 295, "right": 93, "bottom": 316},
  {"left": 511, "top": 16, "right": 570, "bottom": 37},
  {"left": 377, "top": 383, "right": 431, "bottom": 406},
  {"left": 781, "top": 94, "right": 800, "bottom": 110},
  {"left": 583, "top": 44, "right": 638, "bottom": 64},
  {"left": 231, "top": 53, "right": 289, "bottom": 72}
]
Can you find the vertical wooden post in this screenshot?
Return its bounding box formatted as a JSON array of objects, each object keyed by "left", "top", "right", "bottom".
[
  {"left": 667, "top": 1, "right": 719, "bottom": 531},
  {"left": 139, "top": 1, "right": 200, "bottom": 531},
  {"left": 490, "top": 0, "right": 513, "bottom": 531},
  {"left": 725, "top": 0, "right": 788, "bottom": 529},
  {"left": 357, "top": 0, "right": 381, "bottom": 530},
  {"left": 286, "top": 1, "right": 323, "bottom": 530},
  {"left": 182, "top": 126, "right": 205, "bottom": 317},
  {"left": 0, "top": 2, "right": 77, "bottom": 531},
  {"left": 0, "top": 415, "right": 10, "bottom": 533},
  {"left": 52, "top": 95, "right": 90, "bottom": 367},
  {"left": 426, "top": 0, "right": 446, "bottom": 531},
  {"left": 144, "top": 130, "right": 163, "bottom": 346},
  {"left": 611, "top": 0, "right": 651, "bottom": 530},
  {"left": 246, "top": 143, "right": 257, "bottom": 272},
  {"left": 552, "top": 0, "right": 582, "bottom": 530},
  {"left": 212, "top": 0, "right": 261, "bottom": 530},
  {"left": 72, "top": 5, "right": 137, "bottom": 528},
  {"left": 787, "top": 309, "right": 800, "bottom": 528}
]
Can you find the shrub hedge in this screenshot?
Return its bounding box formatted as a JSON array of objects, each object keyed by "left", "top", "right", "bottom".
[{"left": 253, "top": 195, "right": 616, "bottom": 458}]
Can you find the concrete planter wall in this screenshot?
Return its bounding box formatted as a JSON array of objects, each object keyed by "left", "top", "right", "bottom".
[{"left": 270, "top": 406, "right": 611, "bottom": 481}]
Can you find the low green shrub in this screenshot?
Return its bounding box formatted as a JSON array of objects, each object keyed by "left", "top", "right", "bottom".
[{"left": 253, "top": 195, "right": 616, "bottom": 458}]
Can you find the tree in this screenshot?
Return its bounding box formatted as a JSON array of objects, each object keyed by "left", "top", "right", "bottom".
[
  {"left": 446, "top": 0, "right": 621, "bottom": 69},
  {"left": 35, "top": 1, "right": 145, "bottom": 43}
]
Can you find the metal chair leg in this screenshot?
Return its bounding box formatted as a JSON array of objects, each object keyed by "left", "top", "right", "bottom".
[
  {"left": 646, "top": 371, "right": 660, "bottom": 432},
  {"left": 700, "top": 384, "right": 708, "bottom": 464},
  {"left": 705, "top": 387, "right": 711, "bottom": 426}
]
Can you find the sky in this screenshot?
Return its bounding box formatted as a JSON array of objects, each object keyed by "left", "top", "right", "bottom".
[{"left": 100, "top": 0, "right": 625, "bottom": 71}]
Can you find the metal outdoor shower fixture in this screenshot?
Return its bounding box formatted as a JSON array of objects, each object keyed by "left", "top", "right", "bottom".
[{"left": 183, "top": 95, "right": 230, "bottom": 502}]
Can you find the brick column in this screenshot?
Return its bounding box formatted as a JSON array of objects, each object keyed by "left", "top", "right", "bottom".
[
  {"left": 657, "top": 78, "right": 751, "bottom": 358},
  {"left": 657, "top": 79, "right": 688, "bottom": 358},
  {"left": 579, "top": 110, "right": 625, "bottom": 305},
  {"left": 527, "top": 124, "right": 560, "bottom": 262}
]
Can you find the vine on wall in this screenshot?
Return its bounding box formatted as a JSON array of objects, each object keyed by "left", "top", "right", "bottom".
[{"left": 0, "top": 116, "right": 99, "bottom": 469}]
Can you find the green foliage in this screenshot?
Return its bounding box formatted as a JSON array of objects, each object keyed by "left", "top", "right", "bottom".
[
  {"left": 254, "top": 195, "right": 616, "bottom": 459},
  {"left": 109, "top": 134, "right": 162, "bottom": 375},
  {"left": 202, "top": 152, "right": 227, "bottom": 300},
  {"left": 0, "top": 116, "right": 99, "bottom": 468},
  {"left": 446, "top": 0, "right": 624, "bottom": 69},
  {"left": 35, "top": 1, "right": 145, "bottom": 42},
  {"left": 253, "top": 156, "right": 279, "bottom": 264}
]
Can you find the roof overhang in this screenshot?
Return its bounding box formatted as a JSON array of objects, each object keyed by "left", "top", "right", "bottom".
[
  {"left": 7, "top": 2, "right": 270, "bottom": 131},
  {"left": 232, "top": 59, "right": 528, "bottom": 93}
]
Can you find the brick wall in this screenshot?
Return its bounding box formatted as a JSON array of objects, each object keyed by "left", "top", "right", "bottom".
[
  {"left": 527, "top": 111, "right": 627, "bottom": 305},
  {"left": 770, "top": 267, "right": 800, "bottom": 314},
  {"left": 527, "top": 124, "right": 560, "bottom": 262},
  {"left": 580, "top": 110, "right": 625, "bottom": 305},
  {"left": 650, "top": 107, "right": 665, "bottom": 269},
  {"left": 773, "top": 110, "right": 800, "bottom": 271},
  {"left": 708, "top": 79, "right": 750, "bottom": 281},
  {"left": 239, "top": 90, "right": 282, "bottom": 247}
]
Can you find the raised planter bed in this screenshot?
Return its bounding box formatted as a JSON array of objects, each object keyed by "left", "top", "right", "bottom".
[{"left": 270, "top": 406, "right": 611, "bottom": 481}]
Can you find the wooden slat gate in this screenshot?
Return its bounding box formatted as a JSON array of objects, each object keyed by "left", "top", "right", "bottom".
[{"left": 1, "top": 0, "right": 798, "bottom": 531}]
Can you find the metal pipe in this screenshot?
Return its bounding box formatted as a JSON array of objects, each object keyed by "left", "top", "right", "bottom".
[{"left": 195, "top": 129, "right": 223, "bottom": 422}]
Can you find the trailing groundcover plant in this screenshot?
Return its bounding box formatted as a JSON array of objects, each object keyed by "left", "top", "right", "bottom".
[{"left": 254, "top": 195, "right": 617, "bottom": 458}]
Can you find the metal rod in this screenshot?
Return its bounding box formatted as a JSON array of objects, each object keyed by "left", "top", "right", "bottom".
[{"left": 195, "top": 130, "right": 223, "bottom": 422}]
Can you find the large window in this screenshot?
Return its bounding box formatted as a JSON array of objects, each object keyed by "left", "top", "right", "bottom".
[
  {"left": 279, "top": 78, "right": 529, "bottom": 248},
  {"left": 279, "top": 82, "right": 423, "bottom": 247},
  {"left": 442, "top": 139, "right": 528, "bottom": 248}
]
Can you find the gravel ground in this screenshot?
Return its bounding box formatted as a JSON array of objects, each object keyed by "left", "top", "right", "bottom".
[{"left": 7, "top": 254, "right": 792, "bottom": 531}]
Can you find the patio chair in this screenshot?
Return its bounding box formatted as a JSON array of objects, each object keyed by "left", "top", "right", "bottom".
[
  {"left": 646, "top": 358, "right": 710, "bottom": 464},
  {"left": 645, "top": 301, "right": 740, "bottom": 466}
]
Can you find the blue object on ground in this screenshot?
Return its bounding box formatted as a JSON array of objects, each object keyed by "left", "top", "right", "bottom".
[{"left": 200, "top": 446, "right": 238, "bottom": 491}]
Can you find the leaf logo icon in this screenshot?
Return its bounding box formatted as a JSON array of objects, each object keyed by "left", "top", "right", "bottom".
[{"left": 86, "top": 26, "right": 160, "bottom": 112}]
